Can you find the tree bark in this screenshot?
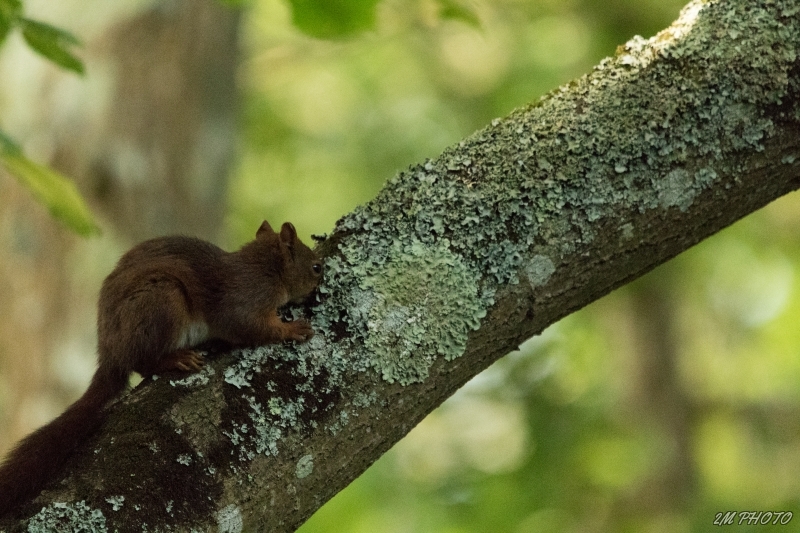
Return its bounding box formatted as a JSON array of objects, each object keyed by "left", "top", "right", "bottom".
[{"left": 2, "top": 0, "right": 799, "bottom": 530}]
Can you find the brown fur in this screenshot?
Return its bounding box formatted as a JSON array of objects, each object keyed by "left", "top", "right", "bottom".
[{"left": 0, "top": 221, "right": 322, "bottom": 515}]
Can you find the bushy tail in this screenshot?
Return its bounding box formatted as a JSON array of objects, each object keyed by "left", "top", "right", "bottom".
[{"left": 0, "top": 366, "right": 127, "bottom": 516}]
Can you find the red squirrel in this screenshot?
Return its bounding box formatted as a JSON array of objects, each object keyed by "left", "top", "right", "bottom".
[{"left": 0, "top": 220, "right": 322, "bottom": 516}]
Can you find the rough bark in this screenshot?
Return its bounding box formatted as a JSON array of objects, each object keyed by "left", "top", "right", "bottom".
[{"left": 2, "top": 0, "right": 800, "bottom": 530}]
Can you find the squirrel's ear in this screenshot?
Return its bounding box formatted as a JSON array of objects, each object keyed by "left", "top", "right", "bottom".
[
  {"left": 279, "top": 222, "right": 297, "bottom": 245},
  {"left": 257, "top": 220, "right": 275, "bottom": 238}
]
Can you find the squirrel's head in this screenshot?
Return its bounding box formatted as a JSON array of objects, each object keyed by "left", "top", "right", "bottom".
[{"left": 256, "top": 220, "right": 323, "bottom": 302}]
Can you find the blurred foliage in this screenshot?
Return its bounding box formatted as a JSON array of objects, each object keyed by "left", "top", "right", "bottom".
[
  {"left": 224, "top": 0, "right": 800, "bottom": 532},
  {"left": 284, "top": 0, "right": 481, "bottom": 39},
  {"left": 287, "top": 0, "right": 382, "bottom": 38},
  {"left": 0, "top": 131, "right": 99, "bottom": 236},
  {"left": 0, "top": 0, "right": 84, "bottom": 73},
  {"left": 0, "top": 0, "right": 95, "bottom": 236},
  {"left": 16, "top": 17, "right": 84, "bottom": 74}
]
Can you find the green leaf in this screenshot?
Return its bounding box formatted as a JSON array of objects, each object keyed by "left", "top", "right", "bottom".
[
  {"left": 287, "top": 0, "right": 380, "bottom": 39},
  {"left": 439, "top": 0, "right": 481, "bottom": 28},
  {"left": 18, "top": 17, "right": 85, "bottom": 74},
  {"left": 0, "top": 133, "right": 100, "bottom": 236},
  {"left": 0, "top": 0, "right": 22, "bottom": 45}
]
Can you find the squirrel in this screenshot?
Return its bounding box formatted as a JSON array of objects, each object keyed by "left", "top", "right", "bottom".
[{"left": 0, "top": 220, "right": 322, "bottom": 516}]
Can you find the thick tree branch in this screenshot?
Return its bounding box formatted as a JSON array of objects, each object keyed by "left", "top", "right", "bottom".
[{"left": 3, "top": 0, "right": 799, "bottom": 530}]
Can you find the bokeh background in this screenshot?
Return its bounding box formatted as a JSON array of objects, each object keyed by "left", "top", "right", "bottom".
[{"left": 1, "top": 1, "right": 799, "bottom": 531}]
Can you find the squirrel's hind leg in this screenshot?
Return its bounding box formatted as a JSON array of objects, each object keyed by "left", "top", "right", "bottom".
[{"left": 101, "top": 275, "right": 208, "bottom": 377}]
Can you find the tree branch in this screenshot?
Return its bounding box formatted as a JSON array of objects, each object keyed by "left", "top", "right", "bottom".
[{"left": 3, "top": 0, "right": 799, "bottom": 530}]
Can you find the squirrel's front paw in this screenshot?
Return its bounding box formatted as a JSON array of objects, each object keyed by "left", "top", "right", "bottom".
[{"left": 284, "top": 319, "right": 314, "bottom": 342}]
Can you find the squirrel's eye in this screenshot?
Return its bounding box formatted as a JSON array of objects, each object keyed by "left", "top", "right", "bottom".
[{"left": 312, "top": 263, "right": 322, "bottom": 275}]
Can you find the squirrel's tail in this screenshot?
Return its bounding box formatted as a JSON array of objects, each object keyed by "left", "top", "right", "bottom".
[{"left": 0, "top": 365, "right": 127, "bottom": 516}]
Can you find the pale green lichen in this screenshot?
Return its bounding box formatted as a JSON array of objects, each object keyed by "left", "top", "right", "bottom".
[
  {"left": 295, "top": 454, "right": 314, "bottom": 479},
  {"left": 26, "top": 502, "right": 106, "bottom": 533},
  {"left": 222, "top": 393, "right": 303, "bottom": 461},
  {"left": 655, "top": 169, "right": 696, "bottom": 211},
  {"left": 223, "top": 348, "right": 265, "bottom": 389},
  {"left": 169, "top": 365, "right": 214, "bottom": 387},
  {"left": 525, "top": 255, "right": 555, "bottom": 287},
  {"left": 355, "top": 239, "right": 485, "bottom": 384},
  {"left": 619, "top": 223, "right": 634, "bottom": 241},
  {"left": 219, "top": 346, "right": 327, "bottom": 462},
  {"left": 216, "top": 505, "right": 243, "bottom": 533},
  {"left": 352, "top": 391, "right": 378, "bottom": 408},
  {"left": 104, "top": 496, "right": 124, "bottom": 511}
]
